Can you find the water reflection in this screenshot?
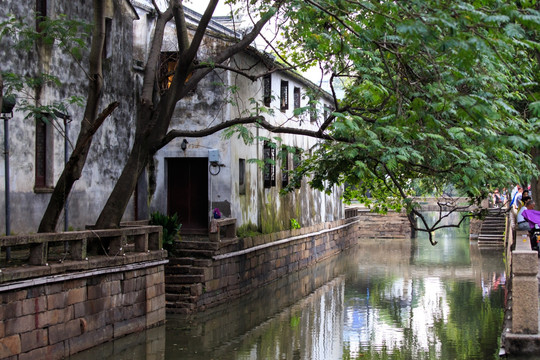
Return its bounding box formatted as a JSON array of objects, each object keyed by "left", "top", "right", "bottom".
[{"left": 76, "top": 212, "right": 505, "bottom": 360}]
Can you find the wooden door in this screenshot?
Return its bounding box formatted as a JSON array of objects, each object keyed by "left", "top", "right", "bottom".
[{"left": 167, "top": 158, "right": 208, "bottom": 233}]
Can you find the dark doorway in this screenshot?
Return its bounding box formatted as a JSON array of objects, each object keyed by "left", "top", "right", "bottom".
[{"left": 167, "top": 157, "right": 208, "bottom": 233}]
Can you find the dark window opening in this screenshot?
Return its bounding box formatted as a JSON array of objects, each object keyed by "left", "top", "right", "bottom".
[
  {"left": 103, "top": 17, "right": 112, "bottom": 59},
  {"left": 160, "top": 51, "right": 179, "bottom": 92},
  {"left": 35, "top": 115, "right": 50, "bottom": 188},
  {"left": 263, "top": 141, "right": 276, "bottom": 188},
  {"left": 293, "top": 148, "right": 302, "bottom": 189},
  {"left": 310, "top": 101, "right": 317, "bottom": 123},
  {"left": 36, "top": 0, "right": 47, "bottom": 32},
  {"left": 263, "top": 74, "right": 271, "bottom": 107},
  {"left": 293, "top": 87, "right": 300, "bottom": 110},
  {"left": 280, "top": 80, "right": 289, "bottom": 111},
  {"left": 281, "top": 147, "right": 289, "bottom": 188},
  {"left": 239, "top": 158, "right": 246, "bottom": 195}
]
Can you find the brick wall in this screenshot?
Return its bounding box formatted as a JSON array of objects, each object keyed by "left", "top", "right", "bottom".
[{"left": 0, "top": 258, "right": 167, "bottom": 359}]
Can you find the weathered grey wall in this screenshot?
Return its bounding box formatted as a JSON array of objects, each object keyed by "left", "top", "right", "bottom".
[
  {"left": 0, "top": 0, "right": 137, "bottom": 233},
  {"left": 133, "top": 20, "right": 344, "bottom": 233}
]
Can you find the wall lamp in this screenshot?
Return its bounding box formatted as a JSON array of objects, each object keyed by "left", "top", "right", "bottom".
[{"left": 181, "top": 139, "right": 188, "bottom": 151}]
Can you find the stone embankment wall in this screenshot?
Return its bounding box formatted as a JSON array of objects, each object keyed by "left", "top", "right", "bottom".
[
  {"left": 0, "top": 224, "right": 168, "bottom": 360},
  {"left": 0, "top": 254, "right": 167, "bottom": 359},
  {"left": 167, "top": 210, "right": 412, "bottom": 313}
]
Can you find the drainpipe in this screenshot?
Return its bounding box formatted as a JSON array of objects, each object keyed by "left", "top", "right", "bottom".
[
  {"left": 2, "top": 94, "right": 16, "bottom": 262},
  {"left": 63, "top": 116, "right": 69, "bottom": 232}
]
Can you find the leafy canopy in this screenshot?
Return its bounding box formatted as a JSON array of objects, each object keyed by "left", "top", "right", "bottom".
[{"left": 276, "top": 0, "right": 540, "bottom": 216}]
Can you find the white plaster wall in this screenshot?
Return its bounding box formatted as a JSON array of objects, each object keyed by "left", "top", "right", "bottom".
[{"left": 0, "top": 0, "right": 137, "bottom": 233}]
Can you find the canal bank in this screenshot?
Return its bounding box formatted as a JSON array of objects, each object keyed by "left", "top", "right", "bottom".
[
  {"left": 75, "top": 213, "right": 506, "bottom": 359},
  {"left": 166, "top": 209, "right": 413, "bottom": 313}
]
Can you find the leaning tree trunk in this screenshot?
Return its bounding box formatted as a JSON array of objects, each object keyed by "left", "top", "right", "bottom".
[
  {"left": 38, "top": 0, "right": 107, "bottom": 233},
  {"left": 94, "top": 98, "right": 173, "bottom": 228},
  {"left": 93, "top": 138, "right": 153, "bottom": 228}
]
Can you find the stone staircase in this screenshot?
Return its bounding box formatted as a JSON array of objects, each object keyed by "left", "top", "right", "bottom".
[
  {"left": 478, "top": 209, "right": 507, "bottom": 248},
  {"left": 165, "top": 237, "right": 240, "bottom": 314}
]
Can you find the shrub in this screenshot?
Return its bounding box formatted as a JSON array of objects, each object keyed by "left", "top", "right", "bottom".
[{"left": 149, "top": 212, "right": 182, "bottom": 252}]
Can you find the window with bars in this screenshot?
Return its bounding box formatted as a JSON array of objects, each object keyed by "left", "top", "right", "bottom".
[
  {"left": 293, "top": 148, "right": 302, "bottom": 189},
  {"left": 310, "top": 101, "right": 317, "bottom": 123},
  {"left": 159, "top": 52, "right": 179, "bottom": 92},
  {"left": 263, "top": 74, "right": 271, "bottom": 107},
  {"left": 35, "top": 114, "right": 52, "bottom": 190},
  {"left": 293, "top": 87, "right": 300, "bottom": 110},
  {"left": 263, "top": 141, "right": 276, "bottom": 188},
  {"left": 239, "top": 158, "right": 246, "bottom": 195},
  {"left": 281, "top": 147, "right": 289, "bottom": 188},
  {"left": 280, "top": 80, "right": 289, "bottom": 111},
  {"left": 103, "top": 18, "right": 112, "bottom": 59},
  {"left": 36, "top": 0, "right": 47, "bottom": 32}
]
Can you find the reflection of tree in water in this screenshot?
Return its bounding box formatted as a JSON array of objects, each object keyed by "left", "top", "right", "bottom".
[
  {"left": 433, "top": 281, "right": 504, "bottom": 360},
  {"left": 342, "top": 276, "right": 504, "bottom": 360}
]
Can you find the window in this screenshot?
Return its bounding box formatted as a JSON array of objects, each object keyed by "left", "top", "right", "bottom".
[
  {"left": 239, "top": 158, "right": 246, "bottom": 195},
  {"left": 159, "top": 52, "right": 179, "bottom": 92},
  {"left": 36, "top": 0, "right": 47, "bottom": 32},
  {"left": 310, "top": 101, "right": 317, "bottom": 123},
  {"left": 263, "top": 74, "right": 271, "bottom": 107},
  {"left": 293, "top": 87, "right": 300, "bottom": 110},
  {"left": 280, "top": 80, "right": 289, "bottom": 111},
  {"left": 35, "top": 114, "right": 53, "bottom": 190},
  {"left": 293, "top": 148, "right": 302, "bottom": 189},
  {"left": 281, "top": 147, "right": 289, "bottom": 188},
  {"left": 263, "top": 141, "right": 275, "bottom": 188},
  {"left": 103, "top": 17, "right": 112, "bottom": 59}
]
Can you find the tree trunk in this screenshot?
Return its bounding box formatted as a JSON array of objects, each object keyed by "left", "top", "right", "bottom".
[
  {"left": 94, "top": 139, "right": 152, "bottom": 228},
  {"left": 38, "top": 0, "right": 106, "bottom": 233}
]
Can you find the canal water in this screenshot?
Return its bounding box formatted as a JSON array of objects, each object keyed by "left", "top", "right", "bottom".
[{"left": 73, "top": 213, "right": 506, "bottom": 360}]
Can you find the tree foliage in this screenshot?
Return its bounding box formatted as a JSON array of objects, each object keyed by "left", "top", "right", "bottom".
[{"left": 271, "top": 0, "right": 540, "bottom": 239}]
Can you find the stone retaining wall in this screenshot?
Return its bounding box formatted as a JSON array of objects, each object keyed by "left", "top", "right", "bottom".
[
  {"left": 0, "top": 223, "right": 168, "bottom": 360},
  {"left": 0, "top": 255, "right": 167, "bottom": 359},
  {"left": 168, "top": 210, "right": 412, "bottom": 313}
]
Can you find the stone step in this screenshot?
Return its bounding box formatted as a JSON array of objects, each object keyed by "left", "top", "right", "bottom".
[
  {"left": 478, "top": 235, "right": 504, "bottom": 240},
  {"left": 166, "top": 301, "right": 196, "bottom": 311},
  {"left": 165, "top": 284, "right": 192, "bottom": 294},
  {"left": 175, "top": 249, "right": 215, "bottom": 258},
  {"left": 175, "top": 240, "right": 220, "bottom": 251},
  {"left": 167, "top": 257, "right": 194, "bottom": 266},
  {"left": 165, "top": 274, "right": 205, "bottom": 284},
  {"left": 165, "top": 293, "right": 194, "bottom": 302},
  {"left": 166, "top": 307, "right": 193, "bottom": 314},
  {"left": 480, "top": 229, "right": 505, "bottom": 234},
  {"left": 165, "top": 265, "right": 205, "bottom": 275}
]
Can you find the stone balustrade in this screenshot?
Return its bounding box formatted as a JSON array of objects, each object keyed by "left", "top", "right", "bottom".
[
  {"left": 0, "top": 225, "right": 162, "bottom": 267},
  {"left": 502, "top": 210, "right": 540, "bottom": 355}
]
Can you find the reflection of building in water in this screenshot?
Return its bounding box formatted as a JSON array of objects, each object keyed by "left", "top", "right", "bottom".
[
  {"left": 343, "top": 275, "right": 450, "bottom": 357},
  {"left": 214, "top": 277, "right": 346, "bottom": 360}
]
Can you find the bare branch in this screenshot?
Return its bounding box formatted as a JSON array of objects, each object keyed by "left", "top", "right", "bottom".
[
  {"left": 181, "top": 2, "right": 282, "bottom": 99},
  {"left": 183, "top": 0, "right": 219, "bottom": 65},
  {"left": 171, "top": 0, "right": 190, "bottom": 55},
  {"left": 141, "top": 6, "right": 174, "bottom": 104}
]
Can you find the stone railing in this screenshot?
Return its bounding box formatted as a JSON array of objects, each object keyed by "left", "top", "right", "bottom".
[
  {"left": 0, "top": 225, "right": 163, "bottom": 282},
  {"left": 502, "top": 210, "right": 540, "bottom": 355}
]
